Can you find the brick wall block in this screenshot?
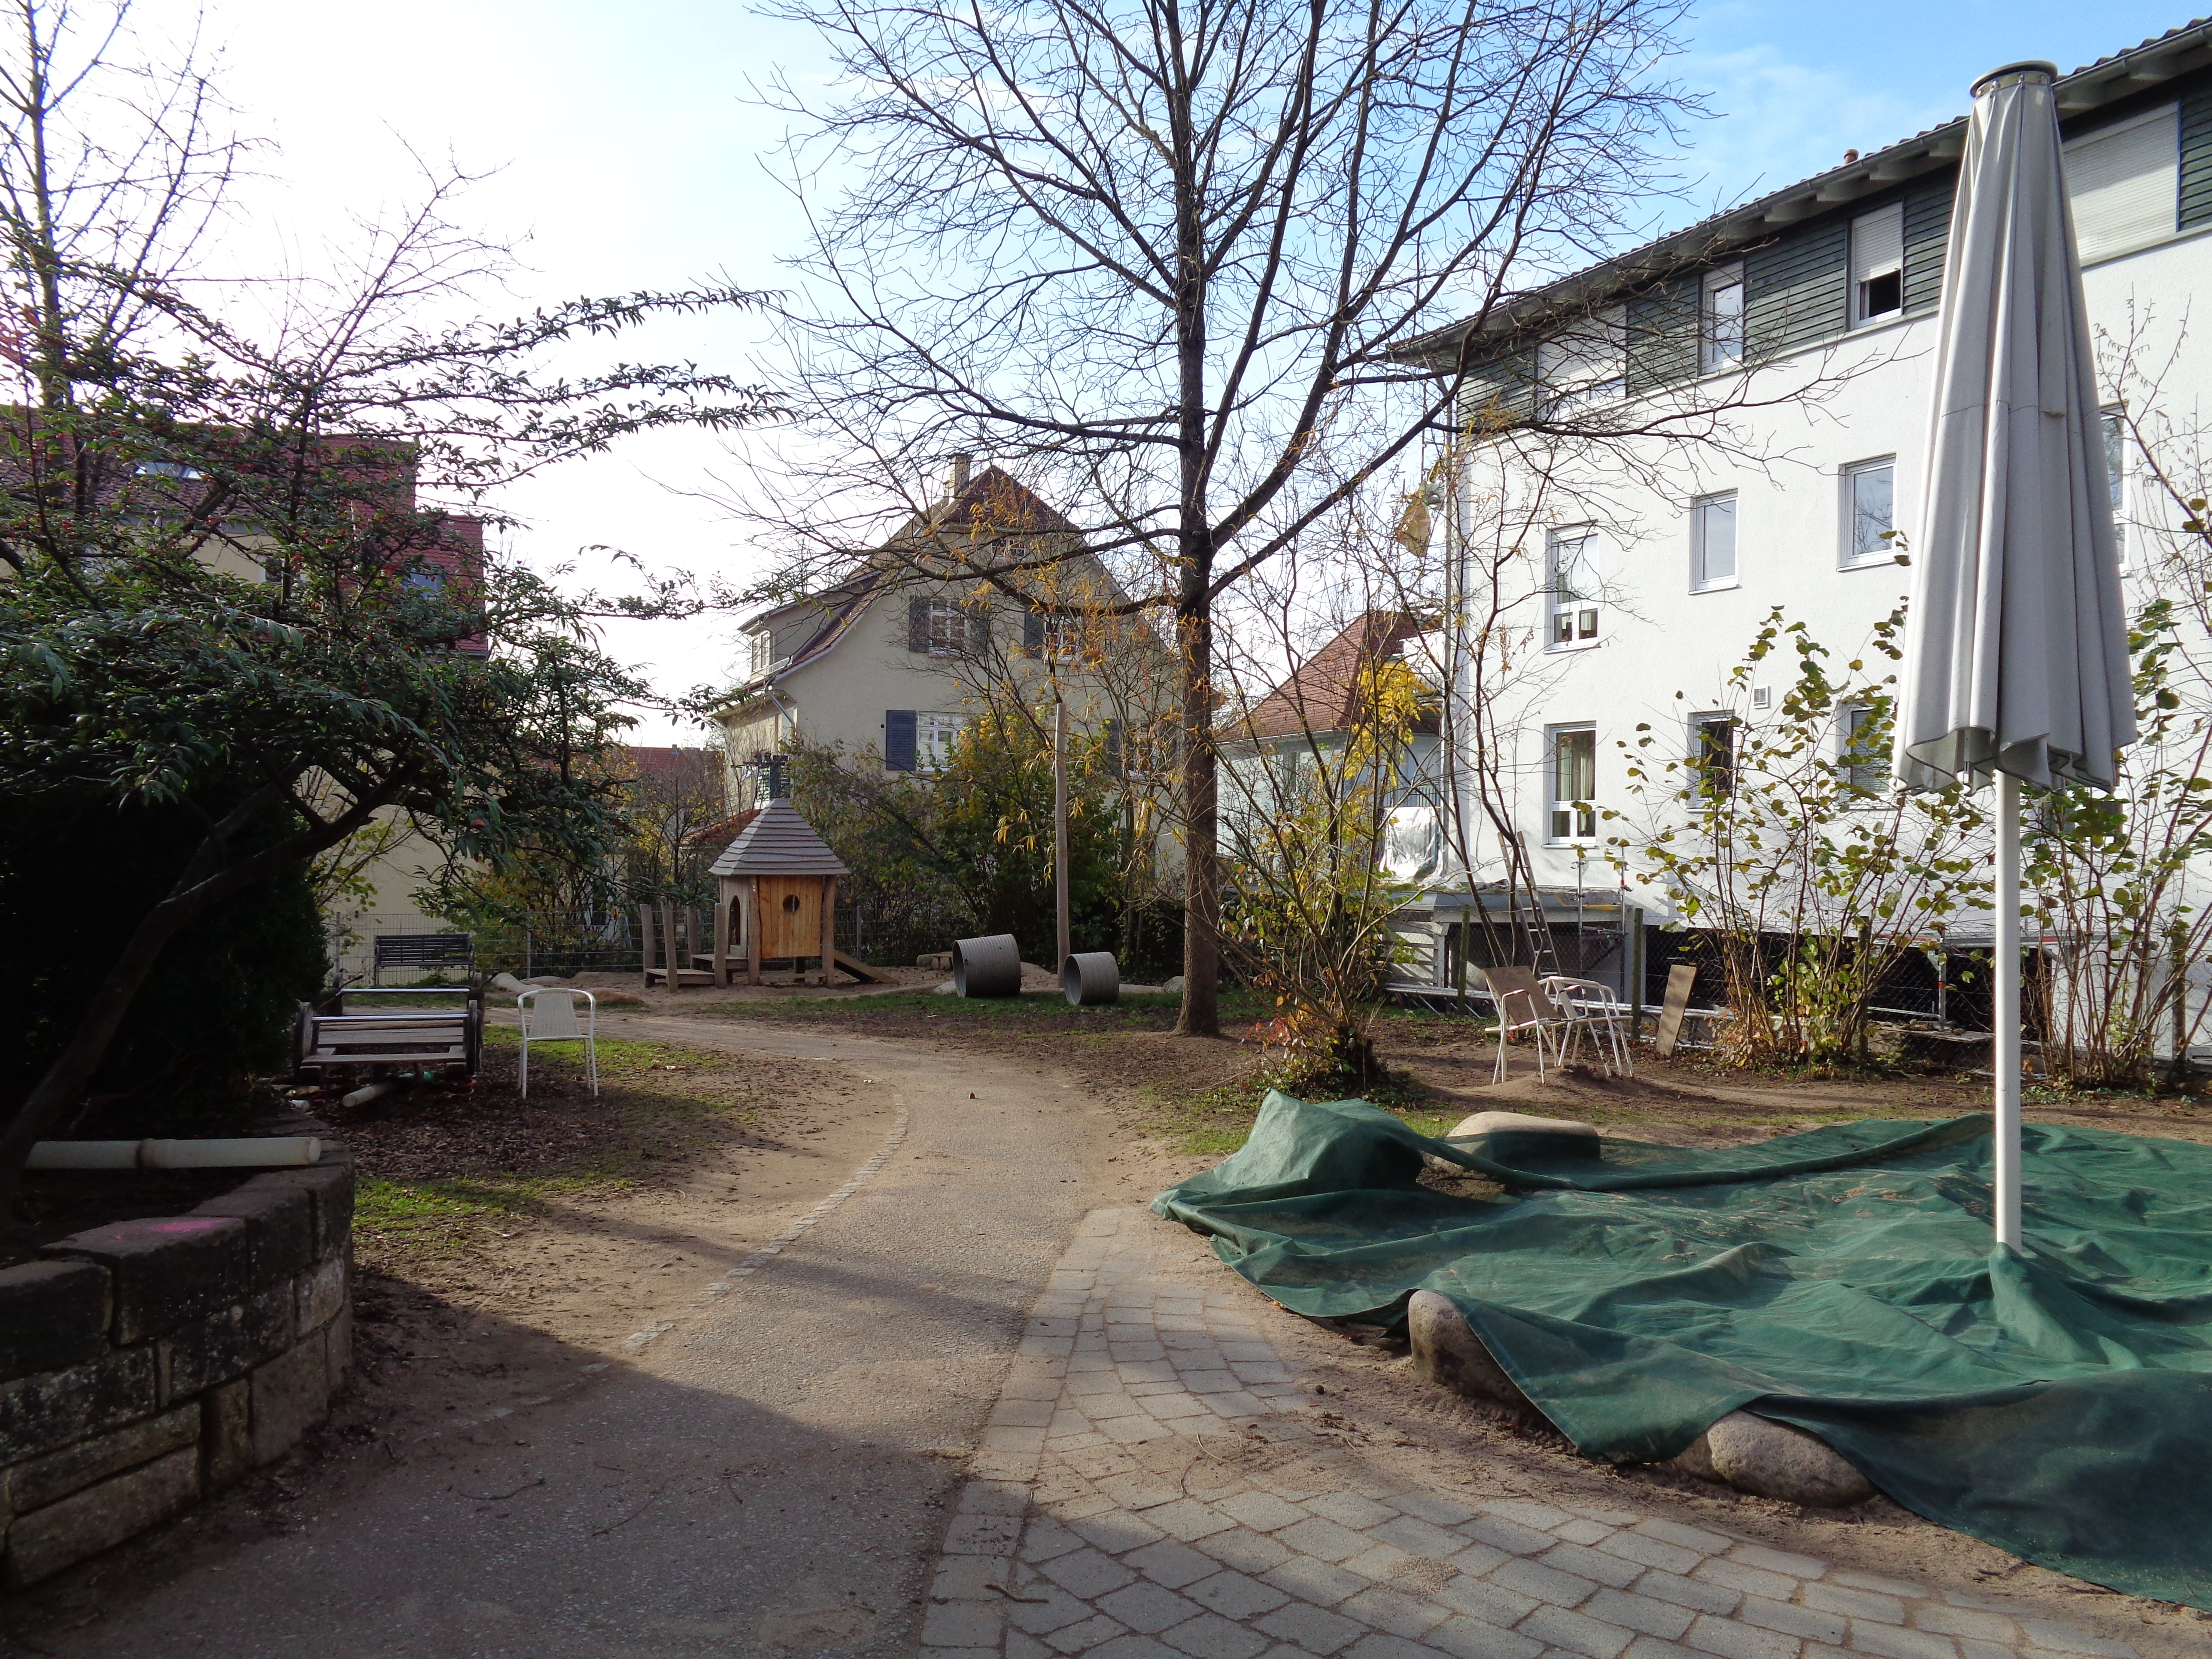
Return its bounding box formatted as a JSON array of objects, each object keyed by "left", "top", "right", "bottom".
[
  {"left": 5, "top": 1404, "right": 199, "bottom": 1514},
  {"left": 240, "top": 1160, "right": 352, "bottom": 1262},
  {"left": 201, "top": 1378, "right": 252, "bottom": 1493},
  {"left": 190, "top": 1185, "right": 314, "bottom": 1286},
  {"left": 323, "top": 1304, "right": 353, "bottom": 1392},
  {"left": 249, "top": 1338, "right": 330, "bottom": 1467},
  {"left": 0, "top": 1261, "right": 111, "bottom": 1384},
  {"left": 0, "top": 1349, "right": 160, "bottom": 1467},
  {"left": 296, "top": 1253, "right": 347, "bottom": 1335},
  {"left": 43, "top": 1217, "right": 248, "bottom": 1345},
  {"left": 1, "top": 1446, "right": 199, "bottom": 1588},
  {"left": 160, "top": 1285, "right": 295, "bottom": 1400}
]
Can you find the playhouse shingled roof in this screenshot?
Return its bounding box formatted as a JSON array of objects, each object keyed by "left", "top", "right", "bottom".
[{"left": 707, "top": 799, "right": 850, "bottom": 878}]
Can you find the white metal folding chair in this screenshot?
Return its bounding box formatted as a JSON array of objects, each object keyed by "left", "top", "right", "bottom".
[
  {"left": 1542, "top": 975, "right": 1635, "bottom": 1077},
  {"left": 1482, "top": 966, "right": 1569, "bottom": 1083},
  {"left": 517, "top": 988, "right": 598, "bottom": 1097}
]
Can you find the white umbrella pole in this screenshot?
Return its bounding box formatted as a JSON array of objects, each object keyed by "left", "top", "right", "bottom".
[{"left": 1993, "top": 770, "right": 2023, "bottom": 1249}]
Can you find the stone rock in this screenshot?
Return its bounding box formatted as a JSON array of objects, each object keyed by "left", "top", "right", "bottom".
[
  {"left": 2, "top": 1446, "right": 199, "bottom": 1587},
  {"left": 489, "top": 971, "right": 527, "bottom": 993},
  {"left": 1665, "top": 1410, "right": 1876, "bottom": 1508},
  {"left": 1446, "top": 1109, "right": 1600, "bottom": 1141},
  {"left": 295, "top": 1253, "right": 348, "bottom": 1335},
  {"left": 43, "top": 1216, "right": 248, "bottom": 1344},
  {"left": 0, "top": 1261, "right": 110, "bottom": 1383},
  {"left": 190, "top": 1183, "right": 314, "bottom": 1287},
  {"left": 250, "top": 1337, "right": 331, "bottom": 1466},
  {"left": 1162, "top": 976, "right": 1185, "bottom": 994},
  {"left": 241, "top": 1161, "right": 353, "bottom": 1262},
  {"left": 520, "top": 974, "right": 573, "bottom": 986},
  {"left": 6, "top": 1403, "right": 200, "bottom": 1513},
  {"left": 1404, "top": 1290, "right": 1540, "bottom": 1418},
  {"left": 203, "top": 1376, "right": 253, "bottom": 1492},
  {"left": 160, "top": 1283, "right": 295, "bottom": 1397},
  {"left": 934, "top": 981, "right": 957, "bottom": 996},
  {"left": 0, "top": 1349, "right": 159, "bottom": 1465}
]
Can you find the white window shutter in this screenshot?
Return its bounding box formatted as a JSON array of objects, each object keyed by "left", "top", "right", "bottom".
[
  {"left": 2066, "top": 105, "right": 2179, "bottom": 264},
  {"left": 1850, "top": 204, "right": 1902, "bottom": 288}
]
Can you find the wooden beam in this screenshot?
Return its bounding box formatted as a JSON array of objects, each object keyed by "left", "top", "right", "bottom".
[
  {"left": 745, "top": 878, "right": 762, "bottom": 986},
  {"left": 819, "top": 875, "right": 838, "bottom": 987}
]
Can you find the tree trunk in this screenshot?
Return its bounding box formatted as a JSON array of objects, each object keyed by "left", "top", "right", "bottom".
[{"left": 1178, "top": 597, "right": 1220, "bottom": 1036}]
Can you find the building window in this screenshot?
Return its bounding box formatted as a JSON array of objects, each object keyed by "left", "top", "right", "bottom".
[
  {"left": 1548, "top": 726, "right": 1597, "bottom": 842},
  {"left": 917, "top": 711, "right": 969, "bottom": 771},
  {"left": 1546, "top": 529, "right": 1599, "bottom": 647},
  {"left": 1702, "top": 264, "right": 1744, "bottom": 372},
  {"left": 1838, "top": 703, "right": 1888, "bottom": 794},
  {"left": 2103, "top": 408, "right": 2128, "bottom": 563},
  {"left": 2064, "top": 104, "right": 2179, "bottom": 264},
  {"left": 747, "top": 631, "right": 772, "bottom": 677},
  {"left": 1841, "top": 458, "right": 1896, "bottom": 567},
  {"left": 1691, "top": 492, "right": 1738, "bottom": 590},
  {"left": 1850, "top": 204, "right": 1904, "bottom": 326},
  {"left": 1537, "top": 307, "right": 1625, "bottom": 419},
  {"left": 927, "top": 600, "right": 969, "bottom": 656},
  {"left": 1689, "top": 714, "right": 1735, "bottom": 797}
]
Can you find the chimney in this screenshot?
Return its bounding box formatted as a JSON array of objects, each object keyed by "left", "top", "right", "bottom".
[{"left": 947, "top": 452, "right": 972, "bottom": 499}]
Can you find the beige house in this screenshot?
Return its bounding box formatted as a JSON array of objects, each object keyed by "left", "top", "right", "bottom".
[{"left": 710, "top": 463, "right": 1164, "bottom": 808}]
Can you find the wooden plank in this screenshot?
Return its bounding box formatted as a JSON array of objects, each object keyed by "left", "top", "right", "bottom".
[
  {"left": 819, "top": 875, "right": 838, "bottom": 987},
  {"left": 832, "top": 950, "right": 894, "bottom": 986},
  {"left": 745, "top": 877, "right": 762, "bottom": 986},
  {"left": 1653, "top": 964, "right": 1698, "bottom": 1059}
]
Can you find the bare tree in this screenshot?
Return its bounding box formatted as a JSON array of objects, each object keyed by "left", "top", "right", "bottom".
[{"left": 756, "top": 0, "right": 1714, "bottom": 1034}]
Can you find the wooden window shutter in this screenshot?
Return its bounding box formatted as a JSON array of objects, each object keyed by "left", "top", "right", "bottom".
[
  {"left": 1103, "top": 718, "right": 1124, "bottom": 775},
  {"left": 884, "top": 710, "right": 918, "bottom": 770},
  {"left": 964, "top": 599, "right": 992, "bottom": 653},
  {"left": 907, "top": 597, "right": 930, "bottom": 653},
  {"left": 1023, "top": 610, "right": 1045, "bottom": 656}
]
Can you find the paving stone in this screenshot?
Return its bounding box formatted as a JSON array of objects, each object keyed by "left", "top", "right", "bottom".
[
  {"left": 1163, "top": 1613, "right": 1272, "bottom": 1659},
  {"left": 1372, "top": 1517, "right": 1474, "bottom": 1559},
  {"left": 1343, "top": 1633, "right": 1453, "bottom": 1659},
  {"left": 1198, "top": 1527, "right": 1298, "bottom": 1574},
  {"left": 1800, "top": 1585, "right": 1904, "bottom": 1625},
  {"left": 1185, "top": 1571, "right": 1291, "bottom": 1620},
  {"left": 1623, "top": 1640, "right": 1704, "bottom": 1659},
  {"left": 1097, "top": 1583, "right": 1205, "bottom": 1633},
  {"left": 1679, "top": 1613, "right": 1797, "bottom": 1659},
  {"left": 1829, "top": 1572, "right": 1925, "bottom": 1600},
  {"left": 1130, "top": 1541, "right": 1231, "bottom": 1589},
  {"left": 1483, "top": 1501, "right": 1574, "bottom": 1531},
  {"left": 1306, "top": 1493, "right": 1399, "bottom": 1530},
  {"left": 1735, "top": 1597, "right": 1844, "bottom": 1643},
  {"left": 1340, "top": 1586, "right": 1451, "bottom": 1638},
  {"left": 1255, "top": 1604, "right": 1368, "bottom": 1656},
  {"left": 2013, "top": 1623, "right": 2137, "bottom": 1659},
  {"left": 1013, "top": 1630, "right": 1059, "bottom": 1659},
  {"left": 1439, "top": 1542, "right": 1509, "bottom": 1580},
  {"left": 1595, "top": 1533, "right": 1705, "bottom": 1577},
  {"left": 1460, "top": 1516, "right": 1559, "bottom": 1556},
  {"left": 1632, "top": 1520, "right": 1732, "bottom": 1555},
  {"left": 1262, "top": 1557, "right": 1371, "bottom": 1606},
  {"left": 1908, "top": 1607, "right": 2018, "bottom": 1644},
  {"left": 1434, "top": 1575, "right": 1539, "bottom": 1629},
  {"left": 1089, "top": 1635, "right": 1186, "bottom": 1659},
  {"left": 934, "top": 1555, "right": 1020, "bottom": 1599},
  {"left": 1043, "top": 1548, "right": 1141, "bottom": 1598},
  {"left": 1515, "top": 1604, "right": 1636, "bottom": 1659},
  {"left": 1555, "top": 1519, "right": 1618, "bottom": 1546},
  {"left": 923, "top": 1601, "right": 1006, "bottom": 1646},
  {"left": 1220, "top": 1492, "right": 1314, "bottom": 1532},
  {"left": 1341, "top": 1544, "right": 1414, "bottom": 1582},
  {"left": 1009, "top": 1590, "right": 1103, "bottom": 1636},
  {"left": 1535, "top": 1543, "right": 1645, "bottom": 1589},
  {"left": 1635, "top": 1574, "right": 1742, "bottom": 1617},
  {"left": 1386, "top": 1494, "right": 1481, "bottom": 1527},
  {"left": 1101, "top": 1480, "right": 1186, "bottom": 1510},
  {"left": 1844, "top": 1624, "right": 1960, "bottom": 1659},
  {"left": 1147, "top": 1500, "right": 1236, "bottom": 1541},
  {"left": 946, "top": 1514, "right": 1027, "bottom": 1554},
  {"left": 1725, "top": 1544, "right": 1827, "bottom": 1581},
  {"left": 1279, "top": 1518, "right": 1378, "bottom": 1562},
  {"left": 1489, "top": 1556, "right": 1598, "bottom": 1609},
  {"left": 1427, "top": 1614, "right": 1545, "bottom": 1659},
  {"left": 1582, "top": 1590, "right": 1696, "bottom": 1641},
  {"left": 1692, "top": 1561, "right": 1803, "bottom": 1604},
  {"left": 1079, "top": 1512, "right": 1173, "bottom": 1553},
  {"left": 1147, "top": 1395, "right": 1218, "bottom": 1422},
  {"left": 1951, "top": 1641, "right": 2019, "bottom": 1659}
]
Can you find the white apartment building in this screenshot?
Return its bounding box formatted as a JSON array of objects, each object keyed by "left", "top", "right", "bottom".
[{"left": 1395, "top": 21, "right": 2212, "bottom": 1007}]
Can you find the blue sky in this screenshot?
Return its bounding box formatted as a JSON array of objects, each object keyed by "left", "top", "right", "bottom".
[{"left": 194, "top": 0, "right": 2199, "bottom": 736}]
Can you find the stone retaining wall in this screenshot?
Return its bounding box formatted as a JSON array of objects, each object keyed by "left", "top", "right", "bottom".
[{"left": 0, "top": 1149, "right": 353, "bottom": 1587}]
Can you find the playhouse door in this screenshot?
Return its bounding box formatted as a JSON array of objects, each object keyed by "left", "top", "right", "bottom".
[{"left": 757, "top": 876, "right": 822, "bottom": 960}]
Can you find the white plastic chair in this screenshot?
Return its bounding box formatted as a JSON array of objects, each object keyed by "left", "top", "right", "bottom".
[
  {"left": 517, "top": 988, "right": 598, "bottom": 1097},
  {"left": 1543, "top": 975, "right": 1635, "bottom": 1076},
  {"left": 1482, "top": 966, "right": 1569, "bottom": 1082}
]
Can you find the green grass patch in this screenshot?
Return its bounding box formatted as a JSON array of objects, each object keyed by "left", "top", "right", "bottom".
[{"left": 354, "top": 1172, "right": 625, "bottom": 1255}]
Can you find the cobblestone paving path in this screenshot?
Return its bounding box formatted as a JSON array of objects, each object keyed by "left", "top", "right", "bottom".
[{"left": 923, "top": 1209, "right": 2139, "bottom": 1659}]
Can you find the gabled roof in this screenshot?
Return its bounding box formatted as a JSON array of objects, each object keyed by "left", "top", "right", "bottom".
[
  {"left": 708, "top": 799, "right": 850, "bottom": 877},
  {"left": 1407, "top": 18, "right": 2212, "bottom": 364},
  {"left": 712, "top": 465, "right": 1085, "bottom": 711},
  {"left": 1228, "top": 611, "right": 1432, "bottom": 741}
]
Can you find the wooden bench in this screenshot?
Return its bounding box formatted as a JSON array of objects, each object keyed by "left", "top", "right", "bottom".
[
  {"left": 295, "top": 987, "right": 483, "bottom": 1080},
  {"left": 371, "top": 933, "right": 475, "bottom": 985}
]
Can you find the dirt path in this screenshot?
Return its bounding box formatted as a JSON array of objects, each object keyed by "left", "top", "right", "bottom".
[{"left": 15, "top": 1021, "right": 1122, "bottom": 1659}]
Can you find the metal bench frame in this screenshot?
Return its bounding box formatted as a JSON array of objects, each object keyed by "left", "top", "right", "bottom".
[
  {"left": 295, "top": 984, "right": 484, "bottom": 1081},
  {"left": 371, "top": 933, "right": 476, "bottom": 985}
]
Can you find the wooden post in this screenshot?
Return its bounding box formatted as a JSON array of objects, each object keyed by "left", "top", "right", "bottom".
[
  {"left": 820, "top": 875, "right": 839, "bottom": 987},
  {"left": 638, "top": 904, "right": 657, "bottom": 988},
  {"left": 662, "top": 902, "right": 682, "bottom": 991},
  {"left": 745, "top": 877, "right": 762, "bottom": 986},
  {"left": 714, "top": 880, "right": 733, "bottom": 987},
  {"left": 1054, "top": 698, "right": 1071, "bottom": 969}
]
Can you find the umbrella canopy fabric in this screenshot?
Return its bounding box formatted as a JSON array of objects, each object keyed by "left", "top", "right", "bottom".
[{"left": 1895, "top": 62, "right": 2135, "bottom": 793}]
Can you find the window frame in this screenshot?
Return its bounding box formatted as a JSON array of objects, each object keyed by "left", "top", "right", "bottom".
[
  {"left": 925, "top": 599, "right": 969, "bottom": 657},
  {"left": 1546, "top": 723, "right": 1598, "bottom": 845},
  {"left": 1849, "top": 204, "right": 1905, "bottom": 328},
  {"left": 2102, "top": 407, "right": 2130, "bottom": 565},
  {"left": 1537, "top": 307, "right": 1627, "bottom": 419},
  {"left": 1837, "top": 702, "right": 1889, "bottom": 797},
  {"left": 1838, "top": 456, "right": 1899, "bottom": 570},
  {"left": 1544, "top": 527, "right": 1601, "bottom": 650},
  {"left": 1701, "top": 263, "right": 1745, "bottom": 373},
  {"left": 1688, "top": 713, "right": 1737, "bottom": 798},
  {"left": 1689, "top": 490, "right": 1739, "bottom": 592},
  {"left": 915, "top": 710, "right": 970, "bottom": 772}
]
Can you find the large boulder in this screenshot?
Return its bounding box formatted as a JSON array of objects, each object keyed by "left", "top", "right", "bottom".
[
  {"left": 1661, "top": 1411, "right": 1876, "bottom": 1507},
  {"left": 1446, "top": 1109, "right": 1598, "bottom": 1141},
  {"left": 1405, "top": 1290, "right": 1540, "bottom": 1419}
]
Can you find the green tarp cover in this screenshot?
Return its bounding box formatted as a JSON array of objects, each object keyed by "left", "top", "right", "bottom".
[{"left": 1152, "top": 1091, "right": 2212, "bottom": 1607}]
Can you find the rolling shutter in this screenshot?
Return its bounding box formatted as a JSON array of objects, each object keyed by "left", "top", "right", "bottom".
[
  {"left": 1745, "top": 217, "right": 1849, "bottom": 362},
  {"left": 884, "top": 710, "right": 917, "bottom": 771},
  {"left": 907, "top": 597, "right": 929, "bottom": 653},
  {"left": 2064, "top": 104, "right": 2179, "bottom": 264}
]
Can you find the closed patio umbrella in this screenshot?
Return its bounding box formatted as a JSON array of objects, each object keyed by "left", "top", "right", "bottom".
[{"left": 1895, "top": 61, "right": 2136, "bottom": 1248}]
